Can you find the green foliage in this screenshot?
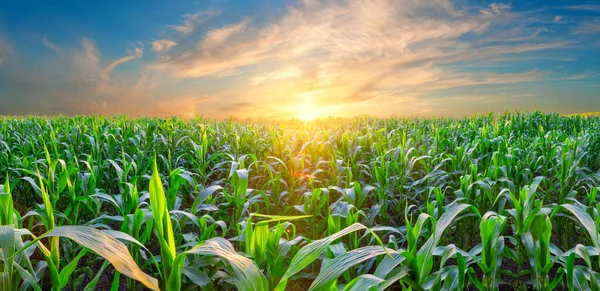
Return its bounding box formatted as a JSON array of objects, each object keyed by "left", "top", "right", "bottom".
[{"left": 0, "top": 112, "right": 599, "bottom": 289}]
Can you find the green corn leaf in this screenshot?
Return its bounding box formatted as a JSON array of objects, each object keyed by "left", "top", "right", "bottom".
[
  {"left": 252, "top": 213, "right": 312, "bottom": 224},
  {"left": 373, "top": 252, "right": 405, "bottom": 278},
  {"left": 309, "top": 246, "right": 396, "bottom": 291},
  {"left": 183, "top": 237, "right": 268, "bottom": 291},
  {"left": 16, "top": 226, "right": 160, "bottom": 291},
  {"left": 561, "top": 202, "right": 599, "bottom": 248},
  {"left": 0, "top": 225, "right": 15, "bottom": 291},
  {"left": 82, "top": 261, "right": 110, "bottom": 291},
  {"left": 276, "top": 223, "right": 368, "bottom": 290},
  {"left": 342, "top": 274, "right": 385, "bottom": 291},
  {"left": 57, "top": 249, "right": 88, "bottom": 290}
]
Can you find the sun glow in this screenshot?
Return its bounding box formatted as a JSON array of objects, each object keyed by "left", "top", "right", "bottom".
[
  {"left": 295, "top": 91, "right": 322, "bottom": 121},
  {"left": 298, "top": 111, "right": 316, "bottom": 121},
  {"left": 296, "top": 103, "right": 317, "bottom": 121}
]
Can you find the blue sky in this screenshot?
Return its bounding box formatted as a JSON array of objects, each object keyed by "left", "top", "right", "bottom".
[{"left": 0, "top": 0, "right": 599, "bottom": 118}]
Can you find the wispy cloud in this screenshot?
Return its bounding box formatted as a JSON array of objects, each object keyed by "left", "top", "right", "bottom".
[
  {"left": 565, "top": 4, "right": 600, "bottom": 11},
  {"left": 573, "top": 18, "right": 600, "bottom": 34},
  {"left": 0, "top": 28, "right": 14, "bottom": 67},
  {"left": 554, "top": 15, "right": 561, "bottom": 23},
  {"left": 151, "top": 39, "right": 177, "bottom": 52},
  {"left": 153, "top": 0, "right": 507, "bottom": 78},
  {"left": 168, "top": 9, "right": 221, "bottom": 36},
  {"left": 42, "top": 36, "right": 61, "bottom": 55},
  {"left": 102, "top": 47, "right": 143, "bottom": 79},
  {"left": 251, "top": 66, "right": 302, "bottom": 85}
]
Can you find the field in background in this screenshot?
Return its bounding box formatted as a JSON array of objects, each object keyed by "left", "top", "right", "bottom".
[
  {"left": 567, "top": 112, "right": 600, "bottom": 117},
  {"left": 1, "top": 112, "right": 600, "bottom": 290}
]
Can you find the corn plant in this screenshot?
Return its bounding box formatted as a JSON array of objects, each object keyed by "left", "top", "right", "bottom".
[
  {"left": 474, "top": 212, "right": 506, "bottom": 290},
  {"left": 557, "top": 201, "right": 600, "bottom": 289},
  {"left": 502, "top": 177, "right": 549, "bottom": 272},
  {"left": 523, "top": 214, "right": 563, "bottom": 290},
  {"left": 1, "top": 178, "right": 43, "bottom": 291},
  {"left": 394, "top": 201, "right": 477, "bottom": 290},
  {"left": 148, "top": 158, "right": 267, "bottom": 290},
  {"left": 243, "top": 214, "right": 309, "bottom": 288}
]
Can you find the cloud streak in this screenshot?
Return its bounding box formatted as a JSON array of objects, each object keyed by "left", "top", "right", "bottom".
[
  {"left": 168, "top": 9, "right": 221, "bottom": 36},
  {"left": 0, "top": 29, "right": 14, "bottom": 67},
  {"left": 42, "top": 36, "right": 61, "bottom": 55},
  {"left": 102, "top": 47, "right": 143, "bottom": 78}
]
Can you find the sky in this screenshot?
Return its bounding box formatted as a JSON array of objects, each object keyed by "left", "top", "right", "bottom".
[{"left": 0, "top": 0, "right": 599, "bottom": 119}]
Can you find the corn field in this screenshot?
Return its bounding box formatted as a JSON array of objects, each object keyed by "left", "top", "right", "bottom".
[{"left": 1, "top": 111, "right": 600, "bottom": 290}]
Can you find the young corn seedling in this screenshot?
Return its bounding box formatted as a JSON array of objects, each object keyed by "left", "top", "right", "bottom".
[
  {"left": 295, "top": 187, "right": 329, "bottom": 237},
  {"left": 148, "top": 158, "right": 267, "bottom": 291},
  {"left": 91, "top": 182, "right": 155, "bottom": 290},
  {"left": 558, "top": 201, "right": 600, "bottom": 289},
  {"left": 395, "top": 201, "right": 477, "bottom": 290},
  {"left": 468, "top": 212, "right": 507, "bottom": 291},
  {"left": 274, "top": 222, "right": 388, "bottom": 291},
  {"left": 523, "top": 214, "right": 564, "bottom": 290},
  {"left": 244, "top": 214, "right": 310, "bottom": 288},
  {"left": 502, "top": 176, "right": 550, "bottom": 273},
  {"left": 222, "top": 168, "right": 251, "bottom": 237},
  {"left": 16, "top": 172, "right": 160, "bottom": 291},
  {"left": 1, "top": 177, "right": 45, "bottom": 291}
]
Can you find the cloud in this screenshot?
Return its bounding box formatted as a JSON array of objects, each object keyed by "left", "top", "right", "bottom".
[
  {"left": 489, "top": 2, "right": 512, "bottom": 14},
  {"left": 152, "top": 0, "right": 506, "bottom": 78},
  {"left": 251, "top": 66, "right": 302, "bottom": 84},
  {"left": 151, "top": 39, "right": 177, "bottom": 52},
  {"left": 565, "top": 4, "right": 600, "bottom": 11},
  {"left": 168, "top": 24, "right": 194, "bottom": 36},
  {"left": 42, "top": 36, "right": 61, "bottom": 54},
  {"left": 200, "top": 18, "right": 250, "bottom": 50},
  {"left": 0, "top": 29, "right": 14, "bottom": 67},
  {"left": 101, "top": 47, "right": 143, "bottom": 79},
  {"left": 558, "top": 71, "right": 596, "bottom": 80},
  {"left": 168, "top": 9, "right": 221, "bottom": 36},
  {"left": 573, "top": 19, "right": 600, "bottom": 34}
]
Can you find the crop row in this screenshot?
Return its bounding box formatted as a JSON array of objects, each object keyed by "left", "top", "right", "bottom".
[{"left": 1, "top": 112, "right": 600, "bottom": 290}]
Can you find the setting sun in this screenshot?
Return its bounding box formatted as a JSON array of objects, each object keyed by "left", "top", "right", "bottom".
[
  {"left": 294, "top": 91, "right": 321, "bottom": 121},
  {"left": 298, "top": 111, "right": 316, "bottom": 121}
]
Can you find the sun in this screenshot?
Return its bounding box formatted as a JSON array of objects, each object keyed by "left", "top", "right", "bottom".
[
  {"left": 298, "top": 112, "right": 316, "bottom": 121},
  {"left": 294, "top": 90, "right": 322, "bottom": 121},
  {"left": 295, "top": 102, "right": 317, "bottom": 121}
]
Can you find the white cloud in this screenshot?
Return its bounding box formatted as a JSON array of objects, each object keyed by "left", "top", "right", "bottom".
[
  {"left": 565, "top": 5, "right": 600, "bottom": 11},
  {"left": 489, "top": 3, "right": 512, "bottom": 14},
  {"left": 42, "top": 36, "right": 61, "bottom": 54},
  {"left": 168, "top": 24, "right": 193, "bottom": 36},
  {"left": 554, "top": 15, "right": 561, "bottom": 23},
  {"left": 151, "top": 39, "right": 177, "bottom": 52},
  {"left": 168, "top": 9, "right": 221, "bottom": 36},
  {"left": 101, "top": 47, "right": 143, "bottom": 80}
]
